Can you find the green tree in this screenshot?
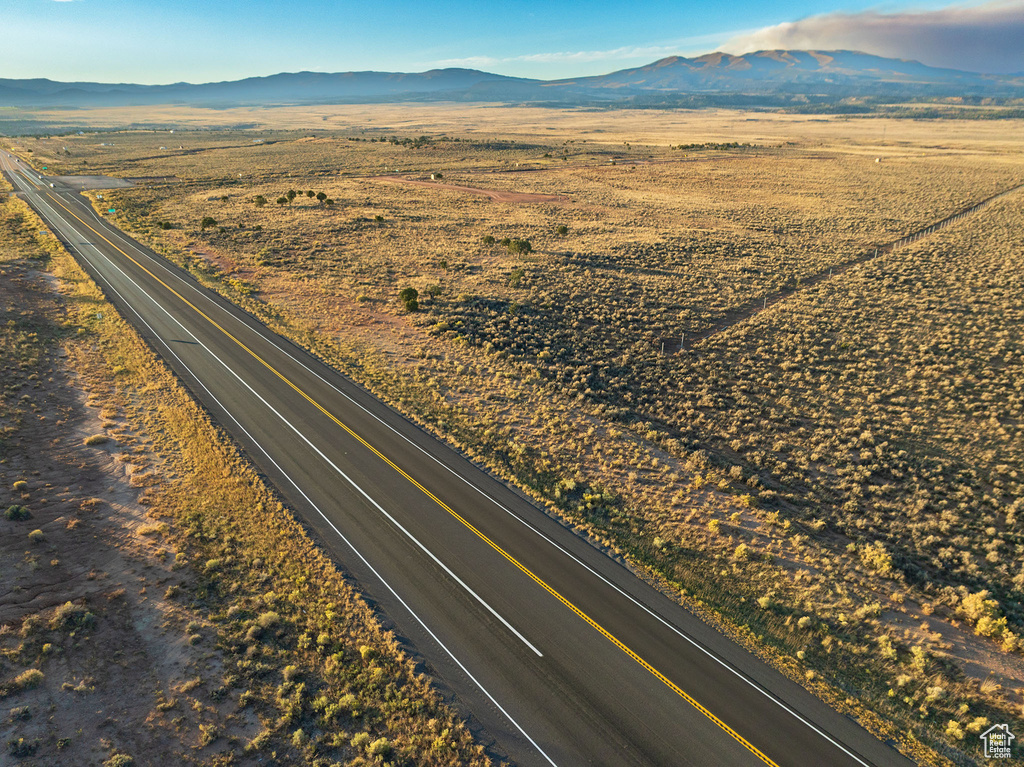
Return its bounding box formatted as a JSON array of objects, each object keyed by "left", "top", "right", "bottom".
[
  {"left": 200, "top": 216, "right": 217, "bottom": 231},
  {"left": 506, "top": 238, "right": 533, "bottom": 256},
  {"left": 254, "top": 195, "right": 267, "bottom": 207},
  {"left": 276, "top": 196, "right": 288, "bottom": 205},
  {"left": 286, "top": 189, "right": 297, "bottom": 202},
  {"left": 399, "top": 287, "right": 419, "bottom": 312},
  {"left": 306, "top": 190, "right": 315, "bottom": 198},
  {"left": 316, "top": 192, "right": 327, "bottom": 204}
]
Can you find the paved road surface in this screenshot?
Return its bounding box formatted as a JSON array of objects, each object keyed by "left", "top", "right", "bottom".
[{"left": 1, "top": 152, "right": 916, "bottom": 767}]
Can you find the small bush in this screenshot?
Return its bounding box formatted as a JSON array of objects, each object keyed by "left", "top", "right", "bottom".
[
  {"left": 12, "top": 669, "right": 44, "bottom": 691},
  {"left": 12, "top": 481, "right": 27, "bottom": 491},
  {"left": 368, "top": 737, "right": 392, "bottom": 757},
  {"left": 351, "top": 732, "right": 371, "bottom": 749},
  {"left": 7, "top": 737, "right": 38, "bottom": 757},
  {"left": 50, "top": 602, "right": 96, "bottom": 632},
  {"left": 399, "top": 287, "right": 419, "bottom": 313},
  {"left": 84, "top": 434, "right": 109, "bottom": 446},
  {"left": 5, "top": 506, "right": 30, "bottom": 521},
  {"left": 505, "top": 238, "right": 533, "bottom": 256},
  {"left": 256, "top": 611, "right": 279, "bottom": 629},
  {"left": 103, "top": 754, "right": 134, "bottom": 767},
  {"left": 27, "top": 529, "right": 44, "bottom": 543}
]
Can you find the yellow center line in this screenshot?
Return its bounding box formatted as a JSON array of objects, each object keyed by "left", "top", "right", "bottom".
[{"left": 44, "top": 191, "right": 779, "bottom": 767}]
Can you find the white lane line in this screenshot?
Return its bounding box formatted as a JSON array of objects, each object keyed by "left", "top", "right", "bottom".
[
  {"left": 33, "top": 192, "right": 544, "bottom": 659},
  {"left": 40, "top": 194, "right": 543, "bottom": 655},
  {"left": 101, "top": 259, "right": 542, "bottom": 657},
  {"left": 24, "top": 193, "right": 557, "bottom": 766},
  {"left": 36, "top": 172, "right": 874, "bottom": 765},
  {"left": 94, "top": 213, "right": 868, "bottom": 758}
]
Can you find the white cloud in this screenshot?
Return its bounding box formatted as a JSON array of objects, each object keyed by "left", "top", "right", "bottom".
[
  {"left": 723, "top": 0, "right": 1024, "bottom": 74},
  {"left": 431, "top": 31, "right": 750, "bottom": 74}
]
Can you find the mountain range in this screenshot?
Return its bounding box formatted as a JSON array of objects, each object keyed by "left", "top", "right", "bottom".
[{"left": 2, "top": 50, "right": 1022, "bottom": 109}]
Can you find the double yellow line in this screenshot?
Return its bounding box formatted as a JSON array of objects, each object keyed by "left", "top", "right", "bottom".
[{"left": 43, "top": 190, "right": 778, "bottom": 767}]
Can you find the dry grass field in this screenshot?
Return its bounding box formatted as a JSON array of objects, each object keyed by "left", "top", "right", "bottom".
[
  {"left": 0, "top": 178, "right": 488, "bottom": 766},
  {"left": 6, "top": 105, "right": 1024, "bottom": 764}
]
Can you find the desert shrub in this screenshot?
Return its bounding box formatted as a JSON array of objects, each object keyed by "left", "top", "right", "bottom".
[
  {"left": 505, "top": 238, "right": 532, "bottom": 255},
  {"left": 5, "top": 505, "right": 30, "bottom": 521},
  {"left": 399, "top": 287, "right": 419, "bottom": 312},
  {"left": 11, "top": 669, "right": 44, "bottom": 691},
  {"left": 7, "top": 737, "right": 39, "bottom": 757},
  {"left": 49, "top": 602, "right": 96, "bottom": 632},
  {"left": 256, "top": 611, "right": 279, "bottom": 629}
]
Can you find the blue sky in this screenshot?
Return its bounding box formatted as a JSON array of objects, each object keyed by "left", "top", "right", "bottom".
[{"left": 1, "top": 0, "right": 1021, "bottom": 83}]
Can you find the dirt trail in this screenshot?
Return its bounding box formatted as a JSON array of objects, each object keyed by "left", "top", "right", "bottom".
[
  {"left": 0, "top": 246, "right": 256, "bottom": 766},
  {"left": 667, "top": 179, "right": 1024, "bottom": 353},
  {"left": 369, "top": 174, "right": 569, "bottom": 203}
]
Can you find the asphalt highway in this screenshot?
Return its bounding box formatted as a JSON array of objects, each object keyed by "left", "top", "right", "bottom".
[{"left": 1, "top": 152, "right": 917, "bottom": 767}]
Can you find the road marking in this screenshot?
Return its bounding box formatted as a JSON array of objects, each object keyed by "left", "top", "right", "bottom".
[
  {"left": 25, "top": 187, "right": 542, "bottom": 657},
  {"left": 71, "top": 187, "right": 872, "bottom": 765},
  {"left": 53, "top": 189, "right": 873, "bottom": 761},
  {"left": 5, "top": 152, "right": 884, "bottom": 764},
  {"left": 36, "top": 181, "right": 780, "bottom": 765},
  {"left": 31, "top": 213, "right": 556, "bottom": 766}
]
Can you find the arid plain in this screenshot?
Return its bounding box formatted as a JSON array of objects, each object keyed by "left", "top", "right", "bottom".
[{"left": 4, "top": 104, "right": 1024, "bottom": 765}]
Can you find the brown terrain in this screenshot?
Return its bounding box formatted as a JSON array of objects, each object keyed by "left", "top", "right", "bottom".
[
  {"left": 0, "top": 179, "right": 489, "bottom": 765},
  {"left": 370, "top": 175, "right": 569, "bottom": 203},
  {"left": 0, "top": 220, "right": 253, "bottom": 765},
  {"left": 3, "top": 105, "right": 1024, "bottom": 764}
]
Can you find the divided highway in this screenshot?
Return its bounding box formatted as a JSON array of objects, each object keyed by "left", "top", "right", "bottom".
[{"left": 1, "top": 152, "right": 915, "bottom": 767}]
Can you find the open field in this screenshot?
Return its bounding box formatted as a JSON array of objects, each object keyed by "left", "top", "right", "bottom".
[
  {"left": 5, "top": 106, "right": 1024, "bottom": 763},
  {"left": 0, "top": 178, "right": 487, "bottom": 765}
]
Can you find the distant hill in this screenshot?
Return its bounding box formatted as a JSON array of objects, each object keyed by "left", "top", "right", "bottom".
[
  {"left": 556, "top": 50, "right": 1024, "bottom": 103},
  {"left": 555, "top": 50, "right": 1014, "bottom": 92},
  {"left": 0, "top": 68, "right": 536, "bottom": 107},
  {"left": 2, "top": 51, "right": 1022, "bottom": 109}
]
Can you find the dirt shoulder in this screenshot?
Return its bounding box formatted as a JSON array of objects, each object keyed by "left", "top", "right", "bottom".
[
  {"left": 0, "top": 198, "right": 236, "bottom": 765},
  {"left": 0, "top": 189, "right": 489, "bottom": 765}
]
